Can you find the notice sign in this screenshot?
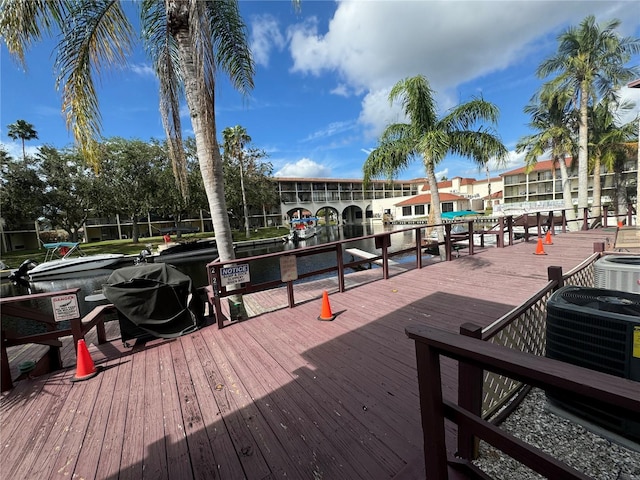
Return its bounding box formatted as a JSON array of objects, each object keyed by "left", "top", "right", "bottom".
[
  {"left": 51, "top": 294, "right": 80, "bottom": 322},
  {"left": 280, "top": 255, "right": 298, "bottom": 282},
  {"left": 220, "top": 264, "right": 250, "bottom": 286}
]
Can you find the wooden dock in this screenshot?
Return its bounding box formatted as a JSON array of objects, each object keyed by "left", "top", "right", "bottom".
[{"left": 0, "top": 229, "right": 617, "bottom": 479}]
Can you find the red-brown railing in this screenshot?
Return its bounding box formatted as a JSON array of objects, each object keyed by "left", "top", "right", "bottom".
[
  {"left": 1, "top": 290, "right": 114, "bottom": 391},
  {"left": 405, "top": 323, "right": 639, "bottom": 480},
  {"left": 204, "top": 204, "right": 626, "bottom": 328}
]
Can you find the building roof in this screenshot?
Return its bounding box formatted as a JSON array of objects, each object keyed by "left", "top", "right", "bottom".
[
  {"left": 275, "top": 176, "right": 424, "bottom": 184},
  {"left": 501, "top": 157, "right": 574, "bottom": 176},
  {"left": 628, "top": 78, "right": 640, "bottom": 88},
  {"left": 420, "top": 176, "right": 500, "bottom": 192},
  {"left": 395, "top": 192, "right": 466, "bottom": 206}
]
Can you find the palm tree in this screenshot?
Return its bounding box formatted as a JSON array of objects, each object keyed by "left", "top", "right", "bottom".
[
  {"left": 363, "top": 75, "right": 508, "bottom": 256},
  {"left": 0, "top": 1, "right": 253, "bottom": 270},
  {"left": 588, "top": 98, "right": 637, "bottom": 219},
  {"left": 537, "top": 15, "right": 640, "bottom": 216},
  {"left": 222, "top": 125, "right": 252, "bottom": 239},
  {"left": 516, "top": 90, "right": 578, "bottom": 229},
  {"left": 7, "top": 119, "right": 38, "bottom": 161}
]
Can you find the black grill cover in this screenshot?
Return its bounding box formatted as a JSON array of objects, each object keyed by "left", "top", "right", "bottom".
[{"left": 103, "top": 263, "right": 204, "bottom": 340}]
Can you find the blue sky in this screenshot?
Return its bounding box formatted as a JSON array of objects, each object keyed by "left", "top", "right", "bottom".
[{"left": 2, "top": 0, "right": 639, "bottom": 182}]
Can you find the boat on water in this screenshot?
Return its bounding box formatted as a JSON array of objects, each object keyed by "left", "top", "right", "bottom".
[
  {"left": 9, "top": 242, "right": 126, "bottom": 281},
  {"left": 286, "top": 217, "right": 318, "bottom": 242},
  {"left": 149, "top": 238, "right": 219, "bottom": 262}
]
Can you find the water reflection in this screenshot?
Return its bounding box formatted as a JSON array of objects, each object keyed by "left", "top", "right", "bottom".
[{"left": 1, "top": 223, "right": 419, "bottom": 317}]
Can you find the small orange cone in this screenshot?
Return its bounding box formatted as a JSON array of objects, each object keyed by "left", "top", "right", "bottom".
[
  {"left": 317, "top": 290, "right": 336, "bottom": 321},
  {"left": 72, "top": 339, "right": 99, "bottom": 382},
  {"left": 533, "top": 237, "right": 547, "bottom": 255},
  {"left": 543, "top": 230, "right": 553, "bottom": 245},
  {"left": 617, "top": 221, "right": 623, "bottom": 228}
]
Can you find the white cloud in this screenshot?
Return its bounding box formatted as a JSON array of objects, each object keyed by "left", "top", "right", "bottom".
[
  {"left": 330, "top": 83, "right": 350, "bottom": 97},
  {"left": 251, "top": 15, "right": 286, "bottom": 67},
  {"left": 275, "top": 157, "right": 332, "bottom": 177},
  {"left": 435, "top": 167, "right": 449, "bottom": 180},
  {"left": 289, "top": 0, "right": 637, "bottom": 140},
  {"left": 129, "top": 63, "right": 155, "bottom": 77},
  {"left": 303, "top": 120, "right": 355, "bottom": 142},
  {"left": 1, "top": 141, "right": 41, "bottom": 159},
  {"left": 358, "top": 87, "right": 403, "bottom": 139},
  {"left": 619, "top": 85, "right": 640, "bottom": 125}
]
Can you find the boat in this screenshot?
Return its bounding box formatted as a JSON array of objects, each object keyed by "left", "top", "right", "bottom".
[
  {"left": 286, "top": 217, "right": 318, "bottom": 242},
  {"left": 9, "top": 242, "right": 126, "bottom": 281},
  {"left": 150, "top": 238, "right": 219, "bottom": 263}
]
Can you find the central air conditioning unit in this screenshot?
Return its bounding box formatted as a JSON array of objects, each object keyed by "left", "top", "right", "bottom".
[
  {"left": 545, "top": 285, "right": 640, "bottom": 442},
  {"left": 594, "top": 255, "right": 640, "bottom": 294}
]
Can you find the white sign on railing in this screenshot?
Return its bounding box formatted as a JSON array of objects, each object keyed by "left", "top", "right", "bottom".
[
  {"left": 280, "top": 255, "right": 298, "bottom": 282},
  {"left": 220, "top": 264, "right": 250, "bottom": 286},
  {"left": 51, "top": 294, "right": 80, "bottom": 322}
]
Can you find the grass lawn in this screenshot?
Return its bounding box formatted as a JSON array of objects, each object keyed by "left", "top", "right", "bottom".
[{"left": 1, "top": 226, "right": 290, "bottom": 268}]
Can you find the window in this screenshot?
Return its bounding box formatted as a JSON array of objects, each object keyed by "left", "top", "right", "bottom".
[
  {"left": 442, "top": 202, "right": 454, "bottom": 212},
  {"left": 402, "top": 206, "right": 412, "bottom": 216},
  {"left": 415, "top": 205, "right": 425, "bottom": 215}
]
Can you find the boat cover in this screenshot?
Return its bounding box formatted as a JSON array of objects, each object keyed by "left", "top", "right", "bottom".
[{"left": 103, "top": 263, "right": 204, "bottom": 340}]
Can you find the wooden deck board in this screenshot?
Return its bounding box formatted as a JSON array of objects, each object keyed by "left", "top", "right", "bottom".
[{"left": 0, "top": 229, "right": 613, "bottom": 479}]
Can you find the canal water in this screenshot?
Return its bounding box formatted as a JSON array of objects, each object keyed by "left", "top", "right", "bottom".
[{"left": 1, "top": 223, "right": 419, "bottom": 318}]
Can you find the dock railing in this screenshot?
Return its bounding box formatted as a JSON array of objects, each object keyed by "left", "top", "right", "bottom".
[
  {"left": 204, "top": 204, "right": 626, "bottom": 328},
  {"left": 1, "top": 290, "right": 114, "bottom": 391},
  {"left": 405, "top": 322, "right": 640, "bottom": 480},
  {"left": 406, "top": 242, "right": 640, "bottom": 479}
]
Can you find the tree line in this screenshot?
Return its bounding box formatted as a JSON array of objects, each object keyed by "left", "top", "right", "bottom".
[{"left": 1, "top": 129, "right": 276, "bottom": 243}]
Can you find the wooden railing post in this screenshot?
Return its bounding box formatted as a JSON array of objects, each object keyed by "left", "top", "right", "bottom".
[
  {"left": 414, "top": 341, "right": 448, "bottom": 479},
  {"left": 582, "top": 207, "right": 589, "bottom": 231},
  {"left": 603, "top": 205, "right": 609, "bottom": 228},
  {"left": 445, "top": 224, "right": 452, "bottom": 261},
  {"left": 458, "top": 323, "right": 483, "bottom": 460},
  {"left": 536, "top": 212, "right": 542, "bottom": 237},
  {"left": 547, "top": 266, "right": 564, "bottom": 292},
  {"left": 467, "top": 221, "right": 474, "bottom": 256},
  {"left": 415, "top": 227, "right": 423, "bottom": 269},
  {"left": 561, "top": 209, "right": 567, "bottom": 233},
  {"left": 593, "top": 242, "right": 605, "bottom": 253},
  {"left": 336, "top": 245, "right": 345, "bottom": 292},
  {"left": 507, "top": 215, "right": 514, "bottom": 246},
  {"left": 1, "top": 329, "right": 13, "bottom": 392}
]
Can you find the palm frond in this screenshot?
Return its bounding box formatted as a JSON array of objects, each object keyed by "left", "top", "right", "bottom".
[
  {"left": 362, "top": 138, "right": 415, "bottom": 188},
  {"left": 140, "top": 0, "right": 188, "bottom": 200},
  {"left": 55, "top": 0, "right": 134, "bottom": 168},
  {"left": 442, "top": 98, "right": 500, "bottom": 131},
  {"left": 0, "top": 0, "right": 67, "bottom": 66},
  {"left": 205, "top": 0, "right": 254, "bottom": 95},
  {"left": 389, "top": 75, "right": 437, "bottom": 132}
]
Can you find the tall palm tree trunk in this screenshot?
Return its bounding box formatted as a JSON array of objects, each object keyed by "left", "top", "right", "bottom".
[
  {"left": 557, "top": 155, "right": 578, "bottom": 231},
  {"left": 425, "top": 159, "right": 445, "bottom": 259},
  {"left": 592, "top": 156, "right": 602, "bottom": 222},
  {"left": 577, "top": 82, "right": 590, "bottom": 217},
  {"left": 240, "top": 159, "right": 250, "bottom": 238},
  {"left": 171, "top": 21, "right": 234, "bottom": 262}
]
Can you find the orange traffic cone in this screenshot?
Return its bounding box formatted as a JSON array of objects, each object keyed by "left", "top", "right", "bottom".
[
  {"left": 72, "top": 339, "right": 100, "bottom": 382},
  {"left": 617, "top": 221, "right": 623, "bottom": 228},
  {"left": 533, "top": 237, "right": 547, "bottom": 255},
  {"left": 543, "top": 230, "right": 553, "bottom": 245},
  {"left": 317, "top": 290, "right": 336, "bottom": 321}
]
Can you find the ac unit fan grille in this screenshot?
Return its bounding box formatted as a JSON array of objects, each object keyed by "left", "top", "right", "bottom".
[
  {"left": 546, "top": 310, "right": 628, "bottom": 376},
  {"left": 545, "top": 285, "right": 640, "bottom": 442}
]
